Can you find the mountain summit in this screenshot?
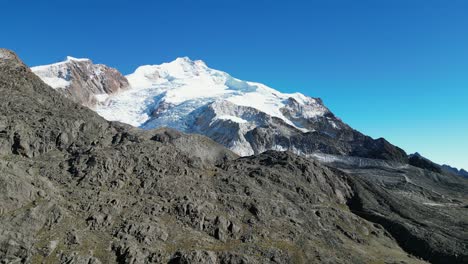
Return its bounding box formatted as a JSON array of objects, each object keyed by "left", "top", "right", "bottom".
[
  {"left": 32, "top": 57, "right": 129, "bottom": 107},
  {"left": 33, "top": 56, "right": 408, "bottom": 161},
  {"left": 97, "top": 56, "right": 331, "bottom": 130}
]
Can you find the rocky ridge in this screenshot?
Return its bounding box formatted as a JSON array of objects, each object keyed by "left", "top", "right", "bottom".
[
  {"left": 31, "top": 56, "right": 129, "bottom": 107},
  {"left": 409, "top": 152, "right": 468, "bottom": 178},
  {"left": 0, "top": 48, "right": 430, "bottom": 263},
  {"left": 2, "top": 49, "right": 467, "bottom": 264},
  {"left": 313, "top": 153, "right": 468, "bottom": 264}
]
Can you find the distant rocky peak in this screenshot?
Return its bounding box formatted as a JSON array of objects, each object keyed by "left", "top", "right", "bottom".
[
  {"left": 0, "top": 48, "right": 20, "bottom": 61},
  {"left": 0, "top": 48, "right": 26, "bottom": 68},
  {"left": 441, "top": 164, "right": 468, "bottom": 178},
  {"left": 32, "top": 56, "right": 129, "bottom": 107}
]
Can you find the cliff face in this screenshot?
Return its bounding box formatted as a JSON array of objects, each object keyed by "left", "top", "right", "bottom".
[{"left": 31, "top": 56, "right": 129, "bottom": 107}]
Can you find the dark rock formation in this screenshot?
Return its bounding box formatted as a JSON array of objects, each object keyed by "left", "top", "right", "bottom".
[
  {"left": 409, "top": 153, "right": 468, "bottom": 179},
  {"left": 408, "top": 152, "right": 442, "bottom": 173},
  {"left": 442, "top": 164, "right": 468, "bottom": 178}
]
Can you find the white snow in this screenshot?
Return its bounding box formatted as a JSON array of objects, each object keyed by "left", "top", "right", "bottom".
[
  {"left": 31, "top": 56, "right": 92, "bottom": 89},
  {"left": 94, "top": 94, "right": 110, "bottom": 103},
  {"left": 329, "top": 120, "right": 339, "bottom": 129},
  {"left": 227, "top": 86, "right": 289, "bottom": 122},
  {"left": 230, "top": 140, "right": 255, "bottom": 156},
  {"left": 95, "top": 56, "right": 327, "bottom": 132},
  {"left": 38, "top": 76, "right": 71, "bottom": 89},
  {"left": 271, "top": 145, "right": 288, "bottom": 151},
  {"left": 32, "top": 56, "right": 90, "bottom": 71},
  {"left": 125, "top": 57, "right": 234, "bottom": 105},
  {"left": 32, "top": 60, "right": 73, "bottom": 89},
  {"left": 66, "top": 56, "right": 90, "bottom": 62},
  {"left": 215, "top": 115, "right": 248, "bottom": 124},
  {"left": 95, "top": 85, "right": 154, "bottom": 126}
]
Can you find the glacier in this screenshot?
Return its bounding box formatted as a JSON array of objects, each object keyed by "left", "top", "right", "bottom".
[{"left": 95, "top": 57, "right": 329, "bottom": 130}]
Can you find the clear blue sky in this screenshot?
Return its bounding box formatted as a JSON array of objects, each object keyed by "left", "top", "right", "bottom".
[{"left": 2, "top": 0, "right": 467, "bottom": 169}]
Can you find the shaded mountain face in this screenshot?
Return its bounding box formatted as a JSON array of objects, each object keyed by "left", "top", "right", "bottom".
[
  {"left": 32, "top": 57, "right": 129, "bottom": 107},
  {"left": 442, "top": 164, "right": 468, "bottom": 178},
  {"left": 408, "top": 152, "right": 443, "bottom": 173},
  {"left": 314, "top": 153, "right": 468, "bottom": 264},
  {"left": 0, "top": 49, "right": 429, "bottom": 263},
  {"left": 33, "top": 56, "right": 408, "bottom": 163},
  {"left": 409, "top": 152, "right": 468, "bottom": 178}
]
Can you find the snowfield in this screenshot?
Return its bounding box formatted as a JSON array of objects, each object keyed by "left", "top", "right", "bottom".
[{"left": 94, "top": 57, "right": 329, "bottom": 130}]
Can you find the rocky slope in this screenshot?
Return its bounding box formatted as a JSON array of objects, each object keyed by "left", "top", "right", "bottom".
[
  {"left": 442, "top": 165, "right": 468, "bottom": 178},
  {"left": 4, "top": 49, "right": 467, "bottom": 263},
  {"left": 0, "top": 49, "right": 432, "bottom": 263},
  {"left": 32, "top": 57, "right": 129, "bottom": 107},
  {"left": 33, "top": 56, "right": 408, "bottom": 163},
  {"left": 408, "top": 153, "right": 443, "bottom": 173},
  {"left": 409, "top": 152, "right": 468, "bottom": 178},
  {"left": 313, "top": 153, "right": 468, "bottom": 264}
]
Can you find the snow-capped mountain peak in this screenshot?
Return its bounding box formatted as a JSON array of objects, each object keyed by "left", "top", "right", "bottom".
[
  {"left": 32, "top": 56, "right": 129, "bottom": 107},
  {"left": 96, "top": 57, "right": 330, "bottom": 131},
  {"left": 127, "top": 56, "right": 213, "bottom": 91},
  {"left": 173, "top": 56, "right": 207, "bottom": 67},
  {"left": 65, "top": 56, "right": 90, "bottom": 62},
  {"left": 31, "top": 56, "right": 94, "bottom": 89},
  {"left": 33, "top": 56, "right": 373, "bottom": 157}
]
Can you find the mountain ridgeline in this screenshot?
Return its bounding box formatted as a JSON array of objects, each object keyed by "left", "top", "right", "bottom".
[
  {"left": 1, "top": 49, "right": 467, "bottom": 264},
  {"left": 31, "top": 57, "right": 129, "bottom": 107},
  {"left": 32, "top": 56, "right": 410, "bottom": 164}
]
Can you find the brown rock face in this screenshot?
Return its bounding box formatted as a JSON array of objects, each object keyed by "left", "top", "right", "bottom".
[{"left": 31, "top": 57, "right": 129, "bottom": 107}]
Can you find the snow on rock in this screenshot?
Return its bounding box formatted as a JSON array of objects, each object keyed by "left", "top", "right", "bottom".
[
  {"left": 66, "top": 56, "right": 90, "bottom": 62},
  {"left": 215, "top": 115, "right": 248, "bottom": 124},
  {"left": 31, "top": 59, "right": 74, "bottom": 89},
  {"left": 33, "top": 55, "right": 340, "bottom": 156},
  {"left": 32, "top": 57, "right": 130, "bottom": 107},
  {"left": 92, "top": 56, "right": 339, "bottom": 155},
  {"left": 96, "top": 57, "right": 330, "bottom": 131}
]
